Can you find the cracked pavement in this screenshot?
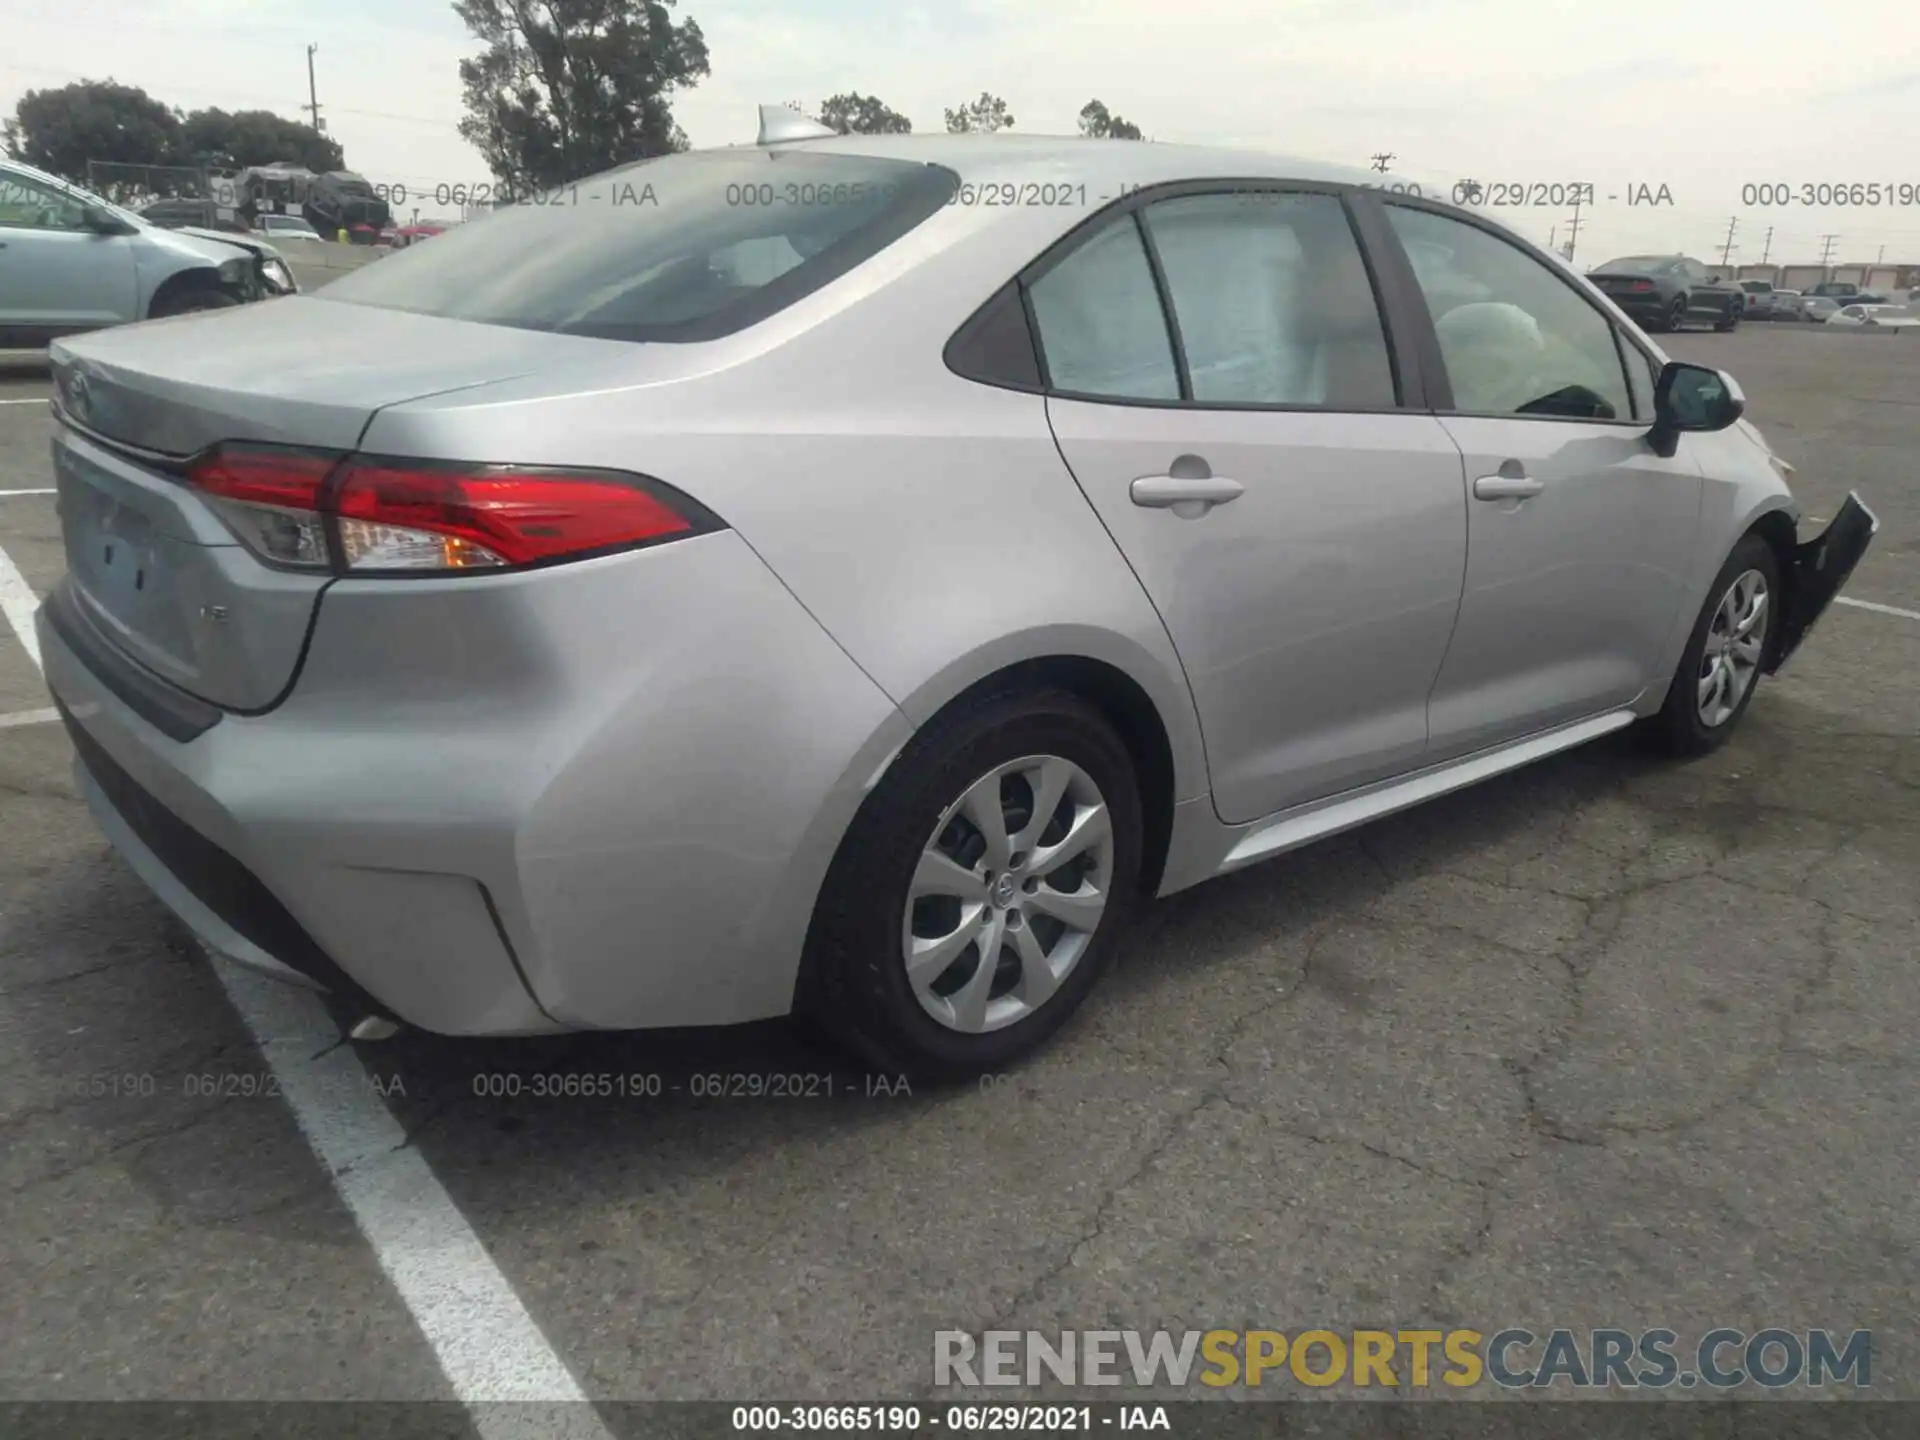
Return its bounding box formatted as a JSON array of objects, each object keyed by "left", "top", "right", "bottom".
[{"left": 1, "top": 326, "right": 1915, "bottom": 1408}]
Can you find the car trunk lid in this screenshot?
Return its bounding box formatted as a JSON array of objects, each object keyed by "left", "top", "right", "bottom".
[{"left": 48, "top": 299, "right": 608, "bottom": 712}]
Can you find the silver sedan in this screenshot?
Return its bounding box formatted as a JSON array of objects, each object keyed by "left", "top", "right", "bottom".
[{"left": 38, "top": 112, "right": 1876, "bottom": 1079}]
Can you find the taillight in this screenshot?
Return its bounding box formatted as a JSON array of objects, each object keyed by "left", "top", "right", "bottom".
[
  {"left": 186, "top": 443, "right": 721, "bottom": 575},
  {"left": 1631, "top": 280, "right": 1655, "bottom": 292},
  {"left": 188, "top": 445, "right": 337, "bottom": 569}
]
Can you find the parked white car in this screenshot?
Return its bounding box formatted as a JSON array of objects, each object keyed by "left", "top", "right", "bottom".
[
  {"left": 1800, "top": 296, "right": 1841, "bottom": 323},
  {"left": 254, "top": 213, "right": 325, "bottom": 244},
  {"left": 1826, "top": 304, "right": 1918, "bottom": 331}
]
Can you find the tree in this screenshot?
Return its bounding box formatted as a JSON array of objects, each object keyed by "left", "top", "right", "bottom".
[
  {"left": 3, "top": 80, "right": 181, "bottom": 183},
  {"left": 817, "top": 92, "right": 911, "bottom": 135},
  {"left": 943, "top": 92, "right": 1014, "bottom": 134},
  {"left": 1077, "top": 100, "right": 1142, "bottom": 140},
  {"left": 452, "top": 0, "right": 711, "bottom": 195},
  {"left": 178, "top": 108, "right": 343, "bottom": 172}
]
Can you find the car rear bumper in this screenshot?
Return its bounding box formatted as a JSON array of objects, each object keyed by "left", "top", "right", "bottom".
[{"left": 38, "top": 530, "right": 910, "bottom": 1036}]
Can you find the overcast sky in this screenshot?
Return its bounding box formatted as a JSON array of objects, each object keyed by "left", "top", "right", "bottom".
[{"left": 6, "top": 0, "right": 1917, "bottom": 265}]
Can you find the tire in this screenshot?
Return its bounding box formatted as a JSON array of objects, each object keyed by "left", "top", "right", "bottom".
[
  {"left": 148, "top": 285, "right": 240, "bottom": 320},
  {"left": 801, "top": 686, "right": 1143, "bottom": 1083},
  {"left": 1640, "top": 534, "right": 1781, "bottom": 757},
  {"left": 1659, "top": 296, "right": 1687, "bottom": 333},
  {"left": 1714, "top": 300, "right": 1741, "bottom": 333}
]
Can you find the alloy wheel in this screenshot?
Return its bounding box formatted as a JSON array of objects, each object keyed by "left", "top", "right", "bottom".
[
  {"left": 902, "top": 755, "right": 1113, "bottom": 1034},
  {"left": 1697, "top": 568, "right": 1768, "bottom": 727}
]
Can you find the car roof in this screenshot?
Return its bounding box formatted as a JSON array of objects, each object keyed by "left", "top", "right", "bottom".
[{"left": 657, "top": 132, "right": 1419, "bottom": 193}]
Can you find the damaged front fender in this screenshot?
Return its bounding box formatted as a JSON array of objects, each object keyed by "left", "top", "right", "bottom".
[{"left": 1766, "top": 491, "right": 1879, "bottom": 673}]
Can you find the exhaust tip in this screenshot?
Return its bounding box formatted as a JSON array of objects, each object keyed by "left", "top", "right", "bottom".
[{"left": 349, "top": 1014, "right": 403, "bottom": 1042}]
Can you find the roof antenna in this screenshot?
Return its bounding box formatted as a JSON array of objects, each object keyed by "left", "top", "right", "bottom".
[{"left": 757, "top": 104, "right": 837, "bottom": 145}]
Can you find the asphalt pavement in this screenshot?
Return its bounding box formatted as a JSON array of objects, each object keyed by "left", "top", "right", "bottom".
[{"left": 1, "top": 324, "right": 1915, "bottom": 1424}]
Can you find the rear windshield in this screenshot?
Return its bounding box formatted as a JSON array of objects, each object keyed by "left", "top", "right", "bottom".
[
  {"left": 1592, "top": 256, "right": 1674, "bottom": 274},
  {"left": 318, "top": 149, "right": 959, "bottom": 343}
]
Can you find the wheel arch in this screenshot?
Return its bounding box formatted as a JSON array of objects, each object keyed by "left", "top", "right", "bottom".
[
  {"left": 896, "top": 652, "right": 1185, "bottom": 896},
  {"left": 145, "top": 265, "right": 233, "bottom": 319}
]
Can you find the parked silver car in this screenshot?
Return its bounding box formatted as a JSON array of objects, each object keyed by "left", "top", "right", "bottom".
[
  {"left": 0, "top": 157, "right": 296, "bottom": 347},
  {"left": 39, "top": 117, "right": 1876, "bottom": 1078}
]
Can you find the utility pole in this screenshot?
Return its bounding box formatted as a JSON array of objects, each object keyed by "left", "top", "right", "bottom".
[
  {"left": 1759, "top": 226, "right": 1773, "bottom": 265},
  {"left": 1878, "top": 244, "right": 1886, "bottom": 264},
  {"left": 1547, "top": 225, "right": 1557, "bottom": 253},
  {"left": 1818, "top": 233, "right": 1840, "bottom": 280},
  {"left": 1718, "top": 216, "right": 1738, "bottom": 269},
  {"left": 1562, "top": 191, "right": 1584, "bottom": 264},
  {"left": 303, "top": 44, "right": 324, "bottom": 132}
]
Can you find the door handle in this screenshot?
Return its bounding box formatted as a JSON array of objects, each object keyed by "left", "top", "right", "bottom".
[
  {"left": 1131, "top": 455, "right": 1244, "bottom": 518},
  {"left": 1472, "top": 470, "right": 1545, "bottom": 501}
]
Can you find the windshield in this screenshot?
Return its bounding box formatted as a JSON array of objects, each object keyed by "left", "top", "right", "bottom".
[{"left": 318, "top": 149, "right": 958, "bottom": 343}]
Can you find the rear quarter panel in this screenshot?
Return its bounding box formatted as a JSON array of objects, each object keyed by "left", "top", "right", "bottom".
[{"left": 362, "top": 197, "right": 1211, "bottom": 807}]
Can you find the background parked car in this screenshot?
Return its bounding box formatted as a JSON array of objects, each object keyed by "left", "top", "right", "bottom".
[
  {"left": 1739, "top": 279, "right": 1780, "bottom": 317},
  {"left": 1586, "top": 254, "right": 1744, "bottom": 332},
  {"left": 1827, "top": 303, "right": 1918, "bottom": 331},
  {"left": 254, "top": 213, "right": 325, "bottom": 244},
  {"left": 1800, "top": 296, "right": 1842, "bottom": 323},
  {"left": 1770, "top": 288, "right": 1805, "bottom": 320},
  {"left": 0, "top": 157, "right": 297, "bottom": 348},
  {"left": 1808, "top": 280, "right": 1890, "bottom": 304}
]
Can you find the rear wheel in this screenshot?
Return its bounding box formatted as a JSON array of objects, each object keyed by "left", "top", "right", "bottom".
[
  {"left": 1641, "top": 534, "right": 1780, "bottom": 757},
  {"left": 802, "top": 688, "right": 1142, "bottom": 1083},
  {"left": 1714, "top": 300, "right": 1741, "bottom": 333}
]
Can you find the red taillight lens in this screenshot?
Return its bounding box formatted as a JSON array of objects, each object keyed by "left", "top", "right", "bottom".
[
  {"left": 189, "top": 445, "right": 337, "bottom": 509},
  {"left": 1631, "top": 280, "right": 1655, "bottom": 292},
  {"left": 186, "top": 443, "right": 717, "bottom": 575},
  {"left": 332, "top": 461, "right": 699, "bottom": 570}
]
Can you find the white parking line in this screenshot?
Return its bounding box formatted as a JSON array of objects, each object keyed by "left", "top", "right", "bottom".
[
  {"left": 0, "top": 544, "right": 41, "bottom": 668},
  {"left": 1836, "top": 595, "right": 1920, "bottom": 622},
  {"left": 0, "top": 706, "right": 60, "bottom": 729},
  {"left": 0, "top": 489, "right": 57, "bottom": 497},
  {"left": 0, "top": 397, "right": 49, "bottom": 405},
  {"left": 0, "top": 537, "right": 610, "bottom": 1435}
]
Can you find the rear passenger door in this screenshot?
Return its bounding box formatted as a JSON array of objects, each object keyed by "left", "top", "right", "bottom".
[{"left": 1034, "top": 185, "right": 1469, "bottom": 824}]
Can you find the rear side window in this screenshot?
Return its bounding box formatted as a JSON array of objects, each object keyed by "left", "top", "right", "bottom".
[
  {"left": 1027, "top": 217, "right": 1181, "bottom": 401},
  {"left": 317, "top": 151, "right": 957, "bottom": 343},
  {"left": 1141, "top": 191, "right": 1395, "bottom": 408}
]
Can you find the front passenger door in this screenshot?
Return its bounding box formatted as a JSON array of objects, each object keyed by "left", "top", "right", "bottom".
[
  {"left": 1036, "top": 188, "right": 1469, "bottom": 824},
  {"left": 1380, "top": 202, "right": 1704, "bottom": 760}
]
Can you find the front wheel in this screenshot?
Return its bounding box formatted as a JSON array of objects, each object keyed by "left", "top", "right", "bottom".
[
  {"left": 802, "top": 688, "right": 1142, "bottom": 1082},
  {"left": 1659, "top": 296, "right": 1687, "bottom": 333},
  {"left": 1641, "top": 535, "right": 1780, "bottom": 756}
]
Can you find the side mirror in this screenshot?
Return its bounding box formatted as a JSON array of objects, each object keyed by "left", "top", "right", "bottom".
[
  {"left": 1649, "top": 362, "right": 1745, "bottom": 457},
  {"left": 81, "top": 205, "right": 136, "bottom": 236}
]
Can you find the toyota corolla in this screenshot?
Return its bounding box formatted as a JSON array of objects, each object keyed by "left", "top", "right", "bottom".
[{"left": 37, "top": 110, "right": 1875, "bottom": 1080}]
